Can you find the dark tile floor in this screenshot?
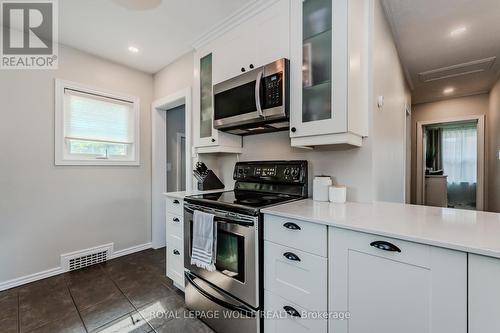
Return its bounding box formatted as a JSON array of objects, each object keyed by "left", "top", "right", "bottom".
[{"left": 0, "top": 248, "right": 214, "bottom": 333}]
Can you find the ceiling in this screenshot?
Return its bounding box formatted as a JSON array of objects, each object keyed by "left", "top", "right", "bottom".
[
  {"left": 382, "top": 0, "right": 500, "bottom": 104},
  {"left": 56, "top": 0, "right": 251, "bottom": 73}
]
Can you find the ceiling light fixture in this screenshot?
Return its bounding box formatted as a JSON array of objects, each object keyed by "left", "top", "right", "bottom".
[
  {"left": 128, "top": 46, "right": 139, "bottom": 53},
  {"left": 443, "top": 87, "right": 455, "bottom": 95},
  {"left": 450, "top": 26, "right": 467, "bottom": 37}
]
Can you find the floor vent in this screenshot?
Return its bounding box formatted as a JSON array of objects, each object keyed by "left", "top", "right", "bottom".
[
  {"left": 418, "top": 57, "right": 496, "bottom": 82},
  {"left": 61, "top": 243, "right": 114, "bottom": 272}
]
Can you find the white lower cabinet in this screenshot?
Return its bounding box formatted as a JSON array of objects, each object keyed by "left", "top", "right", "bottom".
[
  {"left": 264, "top": 290, "right": 327, "bottom": 333},
  {"left": 264, "top": 241, "right": 328, "bottom": 311},
  {"left": 165, "top": 195, "right": 185, "bottom": 290},
  {"left": 263, "top": 213, "right": 328, "bottom": 333},
  {"left": 166, "top": 234, "right": 184, "bottom": 287},
  {"left": 329, "top": 227, "right": 467, "bottom": 333},
  {"left": 468, "top": 254, "right": 500, "bottom": 333}
]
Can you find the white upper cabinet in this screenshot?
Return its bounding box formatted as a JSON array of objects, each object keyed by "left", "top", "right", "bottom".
[
  {"left": 192, "top": 0, "right": 290, "bottom": 153},
  {"left": 254, "top": 0, "right": 290, "bottom": 66},
  {"left": 212, "top": 0, "right": 290, "bottom": 85},
  {"left": 290, "top": 0, "right": 369, "bottom": 147}
]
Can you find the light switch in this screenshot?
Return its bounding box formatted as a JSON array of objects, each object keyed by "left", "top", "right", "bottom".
[{"left": 498, "top": 149, "right": 500, "bottom": 160}]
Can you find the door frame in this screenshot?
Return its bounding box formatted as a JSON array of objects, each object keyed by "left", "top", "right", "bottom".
[
  {"left": 416, "top": 115, "right": 485, "bottom": 210},
  {"left": 151, "top": 87, "right": 193, "bottom": 249}
]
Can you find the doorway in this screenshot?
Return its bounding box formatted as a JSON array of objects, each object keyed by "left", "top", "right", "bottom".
[
  {"left": 151, "top": 88, "right": 192, "bottom": 249},
  {"left": 166, "top": 105, "right": 186, "bottom": 192},
  {"left": 416, "top": 115, "right": 485, "bottom": 210}
]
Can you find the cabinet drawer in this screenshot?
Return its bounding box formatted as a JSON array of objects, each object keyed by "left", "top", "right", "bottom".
[
  {"left": 167, "top": 235, "right": 184, "bottom": 288},
  {"left": 264, "top": 214, "right": 327, "bottom": 257},
  {"left": 166, "top": 196, "right": 183, "bottom": 215},
  {"left": 264, "top": 290, "right": 327, "bottom": 333},
  {"left": 166, "top": 213, "right": 183, "bottom": 239},
  {"left": 265, "top": 241, "right": 327, "bottom": 311},
  {"left": 333, "top": 228, "right": 432, "bottom": 268}
]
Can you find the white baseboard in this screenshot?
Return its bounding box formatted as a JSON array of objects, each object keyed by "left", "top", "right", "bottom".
[
  {"left": 0, "top": 266, "right": 65, "bottom": 292},
  {"left": 0, "top": 242, "right": 153, "bottom": 292},
  {"left": 112, "top": 242, "right": 153, "bottom": 259}
]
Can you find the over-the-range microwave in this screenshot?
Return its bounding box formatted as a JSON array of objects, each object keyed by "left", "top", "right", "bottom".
[{"left": 213, "top": 58, "right": 290, "bottom": 136}]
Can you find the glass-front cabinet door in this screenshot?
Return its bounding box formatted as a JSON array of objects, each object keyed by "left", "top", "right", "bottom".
[
  {"left": 194, "top": 51, "right": 218, "bottom": 147},
  {"left": 193, "top": 48, "right": 242, "bottom": 151},
  {"left": 199, "top": 53, "right": 214, "bottom": 141},
  {"left": 290, "top": 0, "right": 353, "bottom": 139}
]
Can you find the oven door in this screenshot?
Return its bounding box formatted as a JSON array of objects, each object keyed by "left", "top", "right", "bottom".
[
  {"left": 213, "top": 58, "right": 288, "bottom": 129},
  {"left": 184, "top": 203, "right": 260, "bottom": 308}
]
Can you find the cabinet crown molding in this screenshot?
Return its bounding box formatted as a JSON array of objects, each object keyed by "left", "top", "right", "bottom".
[{"left": 191, "top": 0, "right": 280, "bottom": 50}]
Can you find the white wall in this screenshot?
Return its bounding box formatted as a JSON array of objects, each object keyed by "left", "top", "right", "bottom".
[
  {"left": 213, "top": 132, "right": 375, "bottom": 202},
  {"left": 0, "top": 44, "right": 153, "bottom": 283},
  {"left": 153, "top": 52, "right": 194, "bottom": 99},
  {"left": 372, "top": 0, "right": 412, "bottom": 203},
  {"left": 488, "top": 78, "right": 500, "bottom": 212}
]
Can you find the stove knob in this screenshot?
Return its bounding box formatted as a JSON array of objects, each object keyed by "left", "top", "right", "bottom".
[
  {"left": 284, "top": 168, "right": 291, "bottom": 176},
  {"left": 291, "top": 168, "right": 299, "bottom": 177}
]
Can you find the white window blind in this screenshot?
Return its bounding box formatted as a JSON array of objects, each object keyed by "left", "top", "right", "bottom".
[
  {"left": 55, "top": 79, "right": 140, "bottom": 165},
  {"left": 64, "top": 89, "right": 134, "bottom": 144}
]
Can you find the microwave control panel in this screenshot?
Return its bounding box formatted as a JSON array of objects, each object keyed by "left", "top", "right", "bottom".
[{"left": 262, "top": 73, "right": 283, "bottom": 108}]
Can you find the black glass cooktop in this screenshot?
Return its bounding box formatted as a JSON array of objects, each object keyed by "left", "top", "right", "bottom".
[{"left": 185, "top": 190, "right": 300, "bottom": 214}]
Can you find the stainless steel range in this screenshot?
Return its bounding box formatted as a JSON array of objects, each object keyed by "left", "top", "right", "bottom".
[{"left": 183, "top": 160, "right": 308, "bottom": 333}]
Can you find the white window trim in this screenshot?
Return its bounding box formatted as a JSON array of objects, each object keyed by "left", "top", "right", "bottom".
[{"left": 55, "top": 79, "right": 141, "bottom": 166}]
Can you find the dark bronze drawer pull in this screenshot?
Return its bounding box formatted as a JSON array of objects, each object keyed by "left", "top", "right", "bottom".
[
  {"left": 173, "top": 217, "right": 180, "bottom": 223},
  {"left": 283, "top": 252, "right": 301, "bottom": 262},
  {"left": 173, "top": 249, "right": 180, "bottom": 255},
  {"left": 283, "top": 222, "right": 301, "bottom": 230},
  {"left": 283, "top": 305, "right": 301, "bottom": 317},
  {"left": 370, "top": 241, "right": 401, "bottom": 253}
]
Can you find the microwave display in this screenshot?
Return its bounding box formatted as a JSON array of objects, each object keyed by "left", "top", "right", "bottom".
[{"left": 263, "top": 73, "right": 283, "bottom": 109}]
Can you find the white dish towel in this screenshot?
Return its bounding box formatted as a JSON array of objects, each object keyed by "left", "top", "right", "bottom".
[{"left": 191, "top": 210, "right": 217, "bottom": 272}]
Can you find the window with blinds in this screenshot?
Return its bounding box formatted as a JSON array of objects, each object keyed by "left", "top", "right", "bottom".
[{"left": 55, "top": 80, "right": 140, "bottom": 165}]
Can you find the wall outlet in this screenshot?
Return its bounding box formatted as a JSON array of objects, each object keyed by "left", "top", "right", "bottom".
[{"left": 498, "top": 149, "right": 500, "bottom": 160}]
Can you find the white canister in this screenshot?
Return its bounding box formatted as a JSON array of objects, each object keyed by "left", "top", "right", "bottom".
[
  {"left": 313, "top": 176, "right": 332, "bottom": 201},
  {"left": 329, "top": 185, "right": 347, "bottom": 203}
]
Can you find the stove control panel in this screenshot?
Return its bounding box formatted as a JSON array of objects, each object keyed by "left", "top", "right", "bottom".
[{"left": 234, "top": 161, "right": 307, "bottom": 184}]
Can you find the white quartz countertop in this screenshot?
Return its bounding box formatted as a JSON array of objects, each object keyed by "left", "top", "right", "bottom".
[
  {"left": 163, "top": 188, "right": 232, "bottom": 199},
  {"left": 262, "top": 199, "right": 500, "bottom": 259}
]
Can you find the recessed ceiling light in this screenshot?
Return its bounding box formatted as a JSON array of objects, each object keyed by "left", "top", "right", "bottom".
[
  {"left": 128, "top": 46, "right": 139, "bottom": 53},
  {"left": 450, "top": 26, "right": 467, "bottom": 37},
  {"left": 443, "top": 87, "right": 455, "bottom": 95}
]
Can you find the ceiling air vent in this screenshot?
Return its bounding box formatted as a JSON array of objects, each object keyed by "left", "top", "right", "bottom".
[
  {"left": 61, "top": 243, "right": 113, "bottom": 271},
  {"left": 418, "top": 57, "right": 496, "bottom": 82}
]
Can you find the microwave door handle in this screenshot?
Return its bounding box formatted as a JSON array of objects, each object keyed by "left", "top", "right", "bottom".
[{"left": 255, "top": 70, "right": 265, "bottom": 118}]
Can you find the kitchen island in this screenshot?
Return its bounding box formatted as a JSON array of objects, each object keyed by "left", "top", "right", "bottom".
[{"left": 262, "top": 199, "right": 500, "bottom": 333}]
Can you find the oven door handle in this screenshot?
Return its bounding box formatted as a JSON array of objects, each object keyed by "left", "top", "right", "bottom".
[
  {"left": 184, "top": 272, "right": 256, "bottom": 317},
  {"left": 255, "top": 70, "right": 265, "bottom": 118},
  {"left": 184, "top": 207, "right": 254, "bottom": 226}
]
